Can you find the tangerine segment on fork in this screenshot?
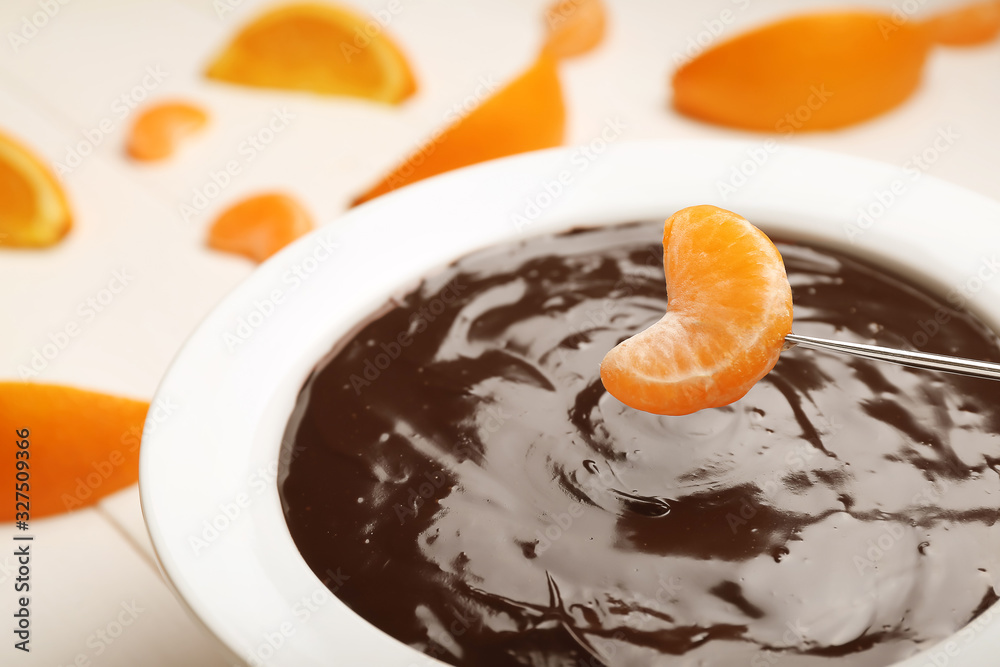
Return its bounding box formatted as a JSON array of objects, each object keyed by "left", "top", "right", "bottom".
[{"left": 600, "top": 205, "right": 793, "bottom": 416}]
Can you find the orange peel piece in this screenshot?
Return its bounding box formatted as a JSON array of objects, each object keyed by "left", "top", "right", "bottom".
[
  {"left": 126, "top": 101, "right": 208, "bottom": 161},
  {"left": 542, "top": 0, "right": 607, "bottom": 60},
  {"left": 672, "top": 1, "right": 1000, "bottom": 132},
  {"left": 0, "top": 382, "right": 149, "bottom": 520},
  {"left": 0, "top": 129, "right": 71, "bottom": 248},
  {"left": 924, "top": 0, "right": 1000, "bottom": 46},
  {"left": 207, "top": 192, "right": 314, "bottom": 263},
  {"left": 206, "top": 2, "right": 416, "bottom": 104},
  {"left": 353, "top": 54, "right": 564, "bottom": 205},
  {"left": 672, "top": 12, "right": 933, "bottom": 132},
  {"left": 350, "top": 0, "right": 597, "bottom": 205},
  {"left": 600, "top": 205, "right": 793, "bottom": 416}
]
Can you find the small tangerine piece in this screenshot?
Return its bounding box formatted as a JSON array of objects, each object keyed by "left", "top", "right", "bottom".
[
  {"left": 206, "top": 2, "right": 416, "bottom": 104},
  {"left": 672, "top": 12, "right": 932, "bottom": 132},
  {"left": 126, "top": 101, "right": 208, "bottom": 161},
  {"left": 207, "top": 193, "right": 314, "bottom": 263},
  {"left": 353, "top": 54, "right": 564, "bottom": 205},
  {"left": 0, "top": 129, "right": 71, "bottom": 248},
  {"left": 542, "top": 0, "right": 607, "bottom": 60},
  {"left": 600, "top": 205, "right": 793, "bottom": 416},
  {"left": 0, "top": 382, "right": 149, "bottom": 520},
  {"left": 924, "top": 0, "right": 1000, "bottom": 46}
]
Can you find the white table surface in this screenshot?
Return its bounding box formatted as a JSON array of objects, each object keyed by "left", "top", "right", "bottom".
[{"left": 0, "top": 0, "right": 997, "bottom": 664}]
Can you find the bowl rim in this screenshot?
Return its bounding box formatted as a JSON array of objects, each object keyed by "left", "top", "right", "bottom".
[{"left": 139, "top": 139, "right": 1000, "bottom": 667}]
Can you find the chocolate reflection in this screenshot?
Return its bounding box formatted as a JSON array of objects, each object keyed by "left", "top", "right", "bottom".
[{"left": 280, "top": 222, "right": 1000, "bottom": 666}]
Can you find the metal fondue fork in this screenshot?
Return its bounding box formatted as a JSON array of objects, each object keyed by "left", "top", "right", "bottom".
[{"left": 783, "top": 333, "right": 1000, "bottom": 381}]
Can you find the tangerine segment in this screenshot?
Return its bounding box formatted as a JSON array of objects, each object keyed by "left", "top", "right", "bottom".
[
  {"left": 672, "top": 12, "right": 931, "bottom": 132},
  {"left": 542, "top": 0, "right": 607, "bottom": 60},
  {"left": 0, "top": 130, "right": 71, "bottom": 248},
  {"left": 206, "top": 2, "right": 416, "bottom": 104},
  {"left": 600, "top": 206, "right": 793, "bottom": 416},
  {"left": 925, "top": 0, "right": 1000, "bottom": 46},
  {"left": 0, "top": 383, "right": 149, "bottom": 520},
  {"left": 207, "top": 193, "right": 314, "bottom": 263},
  {"left": 126, "top": 102, "right": 208, "bottom": 161},
  {"left": 353, "top": 54, "right": 564, "bottom": 205}
]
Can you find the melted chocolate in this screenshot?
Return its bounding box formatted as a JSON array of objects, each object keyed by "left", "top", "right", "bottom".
[{"left": 279, "top": 222, "right": 1000, "bottom": 666}]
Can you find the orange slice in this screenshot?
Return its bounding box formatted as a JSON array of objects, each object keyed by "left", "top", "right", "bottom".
[
  {"left": 351, "top": 0, "right": 594, "bottom": 205},
  {"left": 925, "top": 0, "right": 1000, "bottom": 46},
  {"left": 206, "top": 2, "right": 416, "bottom": 104},
  {"left": 672, "top": 12, "right": 932, "bottom": 131},
  {"left": 126, "top": 101, "right": 208, "bottom": 161},
  {"left": 0, "top": 382, "right": 149, "bottom": 520},
  {"left": 542, "top": 0, "right": 607, "bottom": 60},
  {"left": 352, "top": 54, "right": 564, "bottom": 205},
  {"left": 600, "top": 205, "right": 793, "bottom": 416},
  {"left": 0, "top": 129, "right": 71, "bottom": 248},
  {"left": 207, "top": 192, "right": 314, "bottom": 263}
]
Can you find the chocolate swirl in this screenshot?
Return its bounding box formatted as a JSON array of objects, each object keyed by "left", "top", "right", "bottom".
[{"left": 280, "top": 222, "right": 1000, "bottom": 666}]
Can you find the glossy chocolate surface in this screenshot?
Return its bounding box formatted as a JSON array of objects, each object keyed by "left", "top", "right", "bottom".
[{"left": 280, "top": 222, "right": 1000, "bottom": 666}]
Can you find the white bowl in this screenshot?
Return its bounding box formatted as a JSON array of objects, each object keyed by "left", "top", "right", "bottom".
[{"left": 140, "top": 140, "right": 1000, "bottom": 667}]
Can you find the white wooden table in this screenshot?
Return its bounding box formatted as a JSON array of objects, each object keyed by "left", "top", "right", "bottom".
[{"left": 0, "top": 0, "right": 997, "bottom": 664}]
